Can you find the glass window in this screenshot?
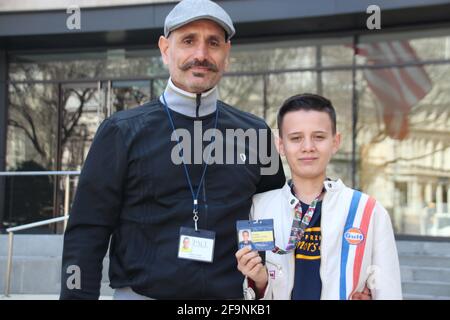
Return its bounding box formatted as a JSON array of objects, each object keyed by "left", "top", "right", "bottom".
[
  {"left": 357, "top": 28, "right": 450, "bottom": 65},
  {"left": 265, "top": 71, "right": 316, "bottom": 182},
  {"left": 111, "top": 80, "right": 151, "bottom": 113},
  {"left": 319, "top": 37, "right": 354, "bottom": 67},
  {"left": 321, "top": 71, "right": 353, "bottom": 186},
  {"left": 356, "top": 63, "right": 450, "bottom": 237},
  {"left": 61, "top": 82, "right": 103, "bottom": 171},
  {"left": 229, "top": 40, "right": 316, "bottom": 73},
  {"left": 266, "top": 72, "right": 317, "bottom": 128},
  {"left": 8, "top": 48, "right": 166, "bottom": 81},
  {"left": 4, "top": 83, "right": 59, "bottom": 232},
  {"left": 6, "top": 83, "right": 58, "bottom": 170},
  {"left": 219, "top": 75, "right": 265, "bottom": 118}
]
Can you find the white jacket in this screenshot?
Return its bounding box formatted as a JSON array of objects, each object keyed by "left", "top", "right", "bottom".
[{"left": 243, "top": 179, "right": 402, "bottom": 300}]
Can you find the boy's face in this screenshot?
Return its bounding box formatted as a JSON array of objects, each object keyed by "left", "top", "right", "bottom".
[{"left": 279, "top": 110, "right": 341, "bottom": 181}]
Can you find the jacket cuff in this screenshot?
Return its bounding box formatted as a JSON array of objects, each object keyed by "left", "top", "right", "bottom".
[{"left": 243, "top": 270, "right": 272, "bottom": 300}]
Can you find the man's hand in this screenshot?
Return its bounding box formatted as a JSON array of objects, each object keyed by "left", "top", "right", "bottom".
[
  {"left": 351, "top": 284, "right": 372, "bottom": 300},
  {"left": 235, "top": 247, "right": 268, "bottom": 292}
]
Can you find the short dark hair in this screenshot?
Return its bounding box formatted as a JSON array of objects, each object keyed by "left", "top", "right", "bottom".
[{"left": 277, "top": 93, "right": 337, "bottom": 136}]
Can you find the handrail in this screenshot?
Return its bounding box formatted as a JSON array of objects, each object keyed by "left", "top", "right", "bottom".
[
  {"left": 6, "top": 216, "right": 69, "bottom": 233},
  {"left": 3, "top": 215, "right": 70, "bottom": 298},
  {"left": 1, "top": 171, "right": 80, "bottom": 297},
  {"left": 5, "top": 214, "right": 69, "bottom": 297}
]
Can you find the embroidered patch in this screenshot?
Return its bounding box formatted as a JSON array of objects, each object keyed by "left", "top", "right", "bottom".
[
  {"left": 269, "top": 270, "right": 276, "bottom": 279},
  {"left": 344, "top": 228, "right": 364, "bottom": 245}
]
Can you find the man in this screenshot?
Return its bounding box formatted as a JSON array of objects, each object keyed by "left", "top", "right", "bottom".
[
  {"left": 60, "top": 0, "right": 284, "bottom": 299},
  {"left": 238, "top": 230, "right": 254, "bottom": 250},
  {"left": 181, "top": 237, "right": 192, "bottom": 253},
  {"left": 236, "top": 93, "right": 402, "bottom": 300}
]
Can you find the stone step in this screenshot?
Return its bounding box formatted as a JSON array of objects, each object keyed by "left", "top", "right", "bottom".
[
  {"left": 399, "top": 254, "right": 450, "bottom": 268},
  {"left": 0, "top": 256, "right": 110, "bottom": 295},
  {"left": 396, "top": 240, "right": 450, "bottom": 257},
  {"left": 403, "top": 293, "right": 450, "bottom": 300},
  {"left": 402, "top": 280, "right": 450, "bottom": 297},
  {"left": 0, "top": 235, "right": 64, "bottom": 257},
  {"left": 401, "top": 266, "right": 450, "bottom": 282}
]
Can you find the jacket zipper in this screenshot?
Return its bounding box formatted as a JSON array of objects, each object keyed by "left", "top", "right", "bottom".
[{"left": 319, "top": 191, "right": 330, "bottom": 299}]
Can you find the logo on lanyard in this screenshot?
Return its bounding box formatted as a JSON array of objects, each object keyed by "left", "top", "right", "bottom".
[{"left": 344, "top": 228, "right": 364, "bottom": 245}]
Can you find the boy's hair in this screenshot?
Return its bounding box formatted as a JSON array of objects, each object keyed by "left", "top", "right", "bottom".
[{"left": 277, "top": 93, "right": 337, "bottom": 136}]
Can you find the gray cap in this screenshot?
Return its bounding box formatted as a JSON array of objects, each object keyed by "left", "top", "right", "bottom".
[{"left": 164, "top": 0, "right": 235, "bottom": 41}]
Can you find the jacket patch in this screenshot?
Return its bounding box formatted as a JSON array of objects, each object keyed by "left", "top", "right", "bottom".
[
  {"left": 269, "top": 270, "right": 276, "bottom": 279},
  {"left": 344, "top": 228, "right": 365, "bottom": 245}
]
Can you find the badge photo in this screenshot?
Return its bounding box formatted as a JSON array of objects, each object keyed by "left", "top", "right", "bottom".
[{"left": 178, "top": 227, "right": 216, "bottom": 263}]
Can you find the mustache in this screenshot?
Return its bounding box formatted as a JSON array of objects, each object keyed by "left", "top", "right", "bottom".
[{"left": 180, "top": 59, "right": 219, "bottom": 72}]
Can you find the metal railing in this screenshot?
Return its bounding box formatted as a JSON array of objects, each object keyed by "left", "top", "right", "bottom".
[{"left": 0, "top": 171, "right": 80, "bottom": 297}]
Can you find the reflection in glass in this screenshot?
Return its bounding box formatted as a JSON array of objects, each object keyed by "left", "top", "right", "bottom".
[
  {"left": 321, "top": 72, "right": 353, "bottom": 186},
  {"left": 357, "top": 62, "right": 450, "bottom": 237},
  {"left": 219, "top": 75, "right": 264, "bottom": 118},
  {"left": 111, "top": 80, "right": 151, "bottom": 113},
  {"left": 266, "top": 72, "right": 317, "bottom": 128},
  {"left": 229, "top": 42, "right": 315, "bottom": 73},
  {"left": 6, "top": 83, "right": 58, "bottom": 170},
  {"left": 8, "top": 49, "right": 166, "bottom": 81},
  {"left": 4, "top": 84, "right": 58, "bottom": 232},
  {"left": 61, "top": 83, "right": 102, "bottom": 171}
]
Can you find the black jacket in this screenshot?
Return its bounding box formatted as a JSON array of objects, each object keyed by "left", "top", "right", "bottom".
[{"left": 60, "top": 99, "right": 285, "bottom": 299}]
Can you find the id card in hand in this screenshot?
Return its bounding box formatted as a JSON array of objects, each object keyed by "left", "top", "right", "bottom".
[
  {"left": 236, "top": 219, "right": 275, "bottom": 251},
  {"left": 178, "top": 227, "right": 215, "bottom": 263}
]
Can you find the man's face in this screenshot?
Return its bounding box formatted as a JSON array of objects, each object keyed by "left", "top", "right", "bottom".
[
  {"left": 242, "top": 232, "right": 250, "bottom": 242},
  {"left": 159, "top": 19, "right": 231, "bottom": 93},
  {"left": 183, "top": 238, "right": 190, "bottom": 248},
  {"left": 279, "top": 110, "right": 341, "bottom": 181}
]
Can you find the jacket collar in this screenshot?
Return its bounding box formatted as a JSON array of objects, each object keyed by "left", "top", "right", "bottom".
[
  {"left": 282, "top": 178, "right": 346, "bottom": 209},
  {"left": 159, "top": 78, "right": 218, "bottom": 118}
]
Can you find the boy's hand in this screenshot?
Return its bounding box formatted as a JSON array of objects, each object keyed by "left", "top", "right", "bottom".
[
  {"left": 351, "top": 284, "right": 372, "bottom": 300},
  {"left": 235, "top": 247, "right": 268, "bottom": 292}
]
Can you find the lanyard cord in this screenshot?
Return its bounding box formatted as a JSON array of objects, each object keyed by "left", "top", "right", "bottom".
[
  {"left": 273, "top": 187, "right": 324, "bottom": 255},
  {"left": 161, "top": 93, "right": 219, "bottom": 231}
]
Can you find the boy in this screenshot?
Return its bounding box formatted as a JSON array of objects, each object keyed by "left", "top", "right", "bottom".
[{"left": 236, "top": 93, "right": 402, "bottom": 300}]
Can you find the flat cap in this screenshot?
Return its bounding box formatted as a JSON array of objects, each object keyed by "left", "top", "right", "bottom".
[{"left": 164, "top": 0, "right": 235, "bottom": 41}]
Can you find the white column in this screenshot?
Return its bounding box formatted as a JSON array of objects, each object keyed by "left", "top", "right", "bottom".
[
  {"left": 435, "top": 141, "right": 443, "bottom": 170},
  {"left": 436, "top": 184, "right": 444, "bottom": 214},
  {"left": 415, "top": 182, "right": 426, "bottom": 235},
  {"left": 426, "top": 141, "right": 433, "bottom": 168},
  {"left": 446, "top": 147, "right": 450, "bottom": 171},
  {"left": 425, "top": 183, "right": 433, "bottom": 204},
  {"left": 447, "top": 186, "right": 450, "bottom": 214},
  {"left": 407, "top": 181, "right": 413, "bottom": 207},
  {"left": 412, "top": 181, "right": 423, "bottom": 210}
]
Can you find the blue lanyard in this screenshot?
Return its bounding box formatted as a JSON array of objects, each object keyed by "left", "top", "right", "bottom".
[{"left": 161, "top": 93, "right": 219, "bottom": 231}]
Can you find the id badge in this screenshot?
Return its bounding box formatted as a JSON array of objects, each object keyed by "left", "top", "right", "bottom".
[
  {"left": 178, "top": 227, "right": 216, "bottom": 263},
  {"left": 236, "top": 219, "right": 275, "bottom": 251}
]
